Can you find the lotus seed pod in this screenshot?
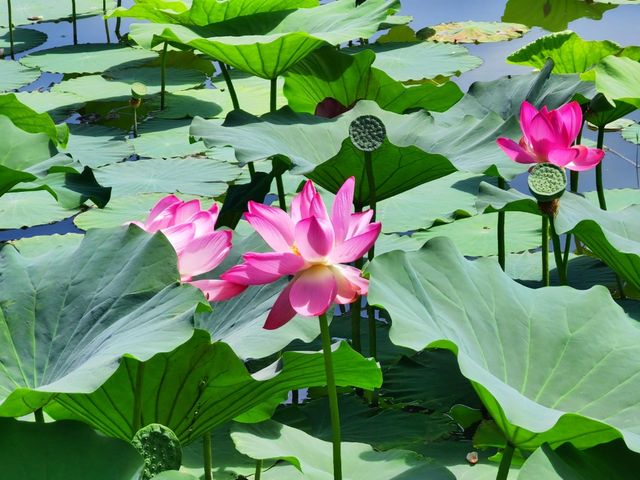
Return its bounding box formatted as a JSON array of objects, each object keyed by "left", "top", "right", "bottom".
[
  {"left": 131, "top": 423, "right": 182, "bottom": 480},
  {"left": 349, "top": 115, "right": 386, "bottom": 152},
  {"left": 528, "top": 163, "right": 566, "bottom": 204},
  {"left": 131, "top": 82, "right": 148, "bottom": 101}
]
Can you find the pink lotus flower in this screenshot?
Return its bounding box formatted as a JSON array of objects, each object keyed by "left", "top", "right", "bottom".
[
  {"left": 131, "top": 195, "right": 246, "bottom": 301},
  {"left": 221, "top": 178, "right": 381, "bottom": 330},
  {"left": 497, "top": 101, "right": 604, "bottom": 171}
]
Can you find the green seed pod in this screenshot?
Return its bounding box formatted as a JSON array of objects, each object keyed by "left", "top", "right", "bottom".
[
  {"left": 349, "top": 115, "right": 386, "bottom": 152},
  {"left": 131, "top": 82, "right": 147, "bottom": 101},
  {"left": 528, "top": 163, "right": 566, "bottom": 203},
  {"left": 131, "top": 423, "right": 182, "bottom": 480}
]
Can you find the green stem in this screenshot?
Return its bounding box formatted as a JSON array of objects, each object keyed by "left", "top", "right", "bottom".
[
  {"left": 132, "top": 107, "right": 139, "bottom": 138},
  {"left": 270, "top": 77, "right": 277, "bottom": 112},
  {"left": 218, "top": 62, "right": 240, "bottom": 110},
  {"left": 102, "top": 0, "right": 110, "bottom": 43},
  {"left": 270, "top": 78, "right": 287, "bottom": 210},
  {"left": 497, "top": 177, "right": 506, "bottom": 271},
  {"left": 616, "top": 276, "right": 627, "bottom": 300},
  {"left": 595, "top": 126, "right": 607, "bottom": 210},
  {"left": 291, "top": 389, "right": 299, "bottom": 404},
  {"left": 549, "top": 216, "right": 567, "bottom": 285},
  {"left": 248, "top": 161, "right": 256, "bottom": 179},
  {"left": 570, "top": 170, "right": 579, "bottom": 192},
  {"left": 364, "top": 151, "right": 376, "bottom": 260},
  {"left": 115, "top": 0, "right": 122, "bottom": 39},
  {"left": 367, "top": 305, "right": 377, "bottom": 360},
  {"left": 71, "top": 0, "right": 78, "bottom": 44},
  {"left": 496, "top": 444, "right": 515, "bottom": 480},
  {"left": 34, "top": 408, "right": 45, "bottom": 423},
  {"left": 255, "top": 459, "right": 263, "bottom": 480},
  {"left": 132, "top": 363, "right": 145, "bottom": 433},
  {"left": 203, "top": 432, "right": 213, "bottom": 480},
  {"left": 318, "top": 313, "right": 342, "bottom": 480},
  {"left": 160, "top": 42, "right": 168, "bottom": 110},
  {"left": 7, "top": 0, "right": 14, "bottom": 59},
  {"left": 542, "top": 215, "right": 549, "bottom": 287}
]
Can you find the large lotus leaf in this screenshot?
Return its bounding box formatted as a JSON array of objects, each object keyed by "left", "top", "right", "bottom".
[
  {"left": 0, "top": 61, "right": 40, "bottom": 92},
  {"left": 94, "top": 156, "right": 241, "bottom": 197},
  {"left": 74, "top": 193, "right": 215, "bottom": 230},
  {"left": 502, "top": 0, "right": 617, "bottom": 32},
  {"left": 518, "top": 441, "right": 640, "bottom": 479},
  {"left": 154, "top": 89, "right": 227, "bottom": 120},
  {"left": 346, "top": 41, "right": 483, "bottom": 82},
  {"left": 477, "top": 184, "right": 640, "bottom": 290},
  {"left": 210, "top": 70, "right": 287, "bottom": 115},
  {"left": 0, "top": 26, "right": 47, "bottom": 54},
  {"left": 19, "top": 44, "right": 158, "bottom": 74},
  {"left": 0, "top": 226, "right": 204, "bottom": 416},
  {"left": 60, "top": 124, "right": 133, "bottom": 168},
  {"left": 0, "top": 167, "right": 36, "bottom": 199},
  {"left": 0, "top": 418, "right": 143, "bottom": 480},
  {"left": 51, "top": 329, "right": 382, "bottom": 444},
  {"left": 191, "top": 100, "right": 456, "bottom": 204},
  {"left": 0, "top": 93, "right": 68, "bottom": 146},
  {"left": 590, "top": 55, "right": 640, "bottom": 109},
  {"left": 283, "top": 46, "right": 463, "bottom": 114},
  {"left": 368, "top": 237, "right": 640, "bottom": 451},
  {"left": 376, "top": 172, "right": 490, "bottom": 233},
  {"left": 0, "top": 0, "right": 116, "bottom": 26},
  {"left": 0, "top": 190, "right": 75, "bottom": 228},
  {"left": 375, "top": 211, "right": 542, "bottom": 257},
  {"left": 507, "top": 31, "right": 621, "bottom": 74},
  {"left": 106, "top": 66, "right": 206, "bottom": 92},
  {"left": 111, "top": 0, "right": 317, "bottom": 24},
  {"left": 274, "top": 395, "right": 457, "bottom": 451},
  {"left": 131, "top": 119, "right": 208, "bottom": 158},
  {"left": 230, "top": 420, "right": 455, "bottom": 479},
  {"left": 419, "top": 21, "right": 529, "bottom": 44},
  {"left": 15, "top": 91, "right": 85, "bottom": 122},
  {"left": 128, "top": 0, "right": 406, "bottom": 79},
  {"left": 0, "top": 115, "right": 55, "bottom": 172}
]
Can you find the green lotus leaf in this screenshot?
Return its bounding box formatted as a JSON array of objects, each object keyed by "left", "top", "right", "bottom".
[
  {"left": 0, "top": 115, "right": 55, "bottom": 174},
  {"left": 0, "top": 0, "right": 116, "bottom": 27},
  {"left": 230, "top": 420, "right": 455, "bottom": 479},
  {"left": 621, "top": 122, "right": 640, "bottom": 144},
  {"left": 0, "top": 93, "right": 68, "bottom": 146},
  {"left": 368, "top": 237, "right": 640, "bottom": 451},
  {"left": 502, "top": 0, "right": 617, "bottom": 32},
  {"left": 375, "top": 211, "right": 542, "bottom": 257},
  {"left": 60, "top": 124, "right": 133, "bottom": 168},
  {"left": 283, "top": 46, "right": 463, "bottom": 114},
  {"left": 518, "top": 441, "right": 640, "bottom": 479},
  {"left": 0, "top": 167, "right": 37, "bottom": 199},
  {"left": 51, "top": 329, "right": 382, "bottom": 443},
  {"left": 130, "top": 119, "right": 208, "bottom": 158},
  {"left": 0, "top": 60, "right": 40, "bottom": 92},
  {"left": 0, "top": 226, "right": 203, "bottom": 416},
  {"left": 0, "top": 190, "right": 76, "bottom": 229},
  {"left": 109, "top": 0, "right": 191, "bottom": 23},
  {"left": 191, "top": 100, "right": 457, "bottom": 204},
  {"left": 419, "top": 21, "right": 529, "bottom": 44},
  {"left": 507, "top": 31, "right": 621, "bottom": 74},
  {"left": 210, "top": 70, "right": 286, "bottom": 115},
  {"left": 153, "top": 89, "right": 227, "bottom": 120},
  {"left": 346, "top": 41, "right": 483, "bottom": 82},
  {"left": 274, "top": 395, "right": 457, "bottom": 451},
  {"left": 0, "top": 418, "right": 143, "bottom": 480},
  {"left": 376, "top": 172, "right": 490, "bottom": 233},
  {"left": 93, "top": 155, "right": 241, "bottom": 197},
  {"left": 151, "top": 473, "right": 197, "bottom": 480},
  {"left": 19, "top": 44, "right": 158, "bottom": 74},
  {"left": 128, "top": 0, "right": 406, "bottom": 79},
  {"left": 0, "top": 26, "right": 47, "bottom": 54},
  {"left": 15, "top": 91, "right": 85, "bottom": 122},
  {"left": 477, "top": 183, "right": 640, "bottom": 290},
  {"left": 589, "top": 55, "right": 640, "bottom": 109}
]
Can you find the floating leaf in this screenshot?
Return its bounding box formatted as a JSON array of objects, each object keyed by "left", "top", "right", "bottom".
[
  {"left": 369, "top": 237, "right": 640, "bottom": 451},
  {"left": 621, "top": 122, "right": 640, "bottom": 144},
  {"left": 0, "top": 190, "right": 74, "bottom": 228},
  {"left": 0, "top": 60, "right": 40, "bottom": 92},
  {"left": 0, "top": 418, "right": 143, "bottom": 480},
  {"left": 51, "top": 330, "right": 382, "bottom": 443},
  {"left": 0, "top": 0, "right": 116, "bottom": 26},
  {"left": 60, "top": 124, "right": 133, "bottom": 168},
  {"left": 0, "top": 226, "right": 203, "bottom": 416},
  {"left": 420, "top": 21, "right": 529, "bottom": 44},
  {"left": 131, "top": 119, "right": 208, "bottom": 158}
]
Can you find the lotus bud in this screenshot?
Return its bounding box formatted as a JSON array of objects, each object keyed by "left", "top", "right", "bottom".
[{"left": 129, "top": 82, "right": 147, "bottom": 109}]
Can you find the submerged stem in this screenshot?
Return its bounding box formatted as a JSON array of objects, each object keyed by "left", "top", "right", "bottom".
[
  {"left": 542, "top": 215, "right": 549, "bottom": 287},
  {"left": 160, "top": 42, "right": 168, "bottom": 110},
  {"left": 595, "top": 126, "right": 607, "bottom": 210},
  {"left": 7, "top": 0, "right": 14, "bottom": 59},
  {"left": 318, "top": 313, "right": 342, "bottom": 480},
  {"left": 497, "top": 177, "right": 506, "bottom": 271},
  {"left": 203, "top": 432, "right": 213, "bottom": 480},
  {"left": 549, "top": 216, "right": 567, "bottom": 285},
  {"left": 496, "top": 443, "right": 515, "bottom": 480}
]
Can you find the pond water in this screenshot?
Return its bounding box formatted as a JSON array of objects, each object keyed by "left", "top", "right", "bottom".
[{"left": 1, "top": 0, "right": 638, "bottom": 241}]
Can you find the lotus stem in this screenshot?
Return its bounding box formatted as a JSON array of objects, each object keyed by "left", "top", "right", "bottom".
[
  {"left": 7, "top": 0, "right": 14, "bottom": 59},
  {"left": 270, "top": 77, "right": 277, "bottom": 112},
  {"left": 160, "top": 42, "right": 168, "bottom": 110},
  {"left": 71, "top": 0, "right": 78, "bottom": 44},
  {"left": 132, "top": 363, "right": 145, "bottom": 433},
  {"left": 255, "top": 459, "right": 262, "bottom": 480},
  {"left": 34, "top": 408, "right": 44, "bottom": 423},
  {"left": 203, "top": 432, "right": 213, "bottom": 480},
  {"left": 218, "top": 62, "right": 240, "bottom": 110},
  {"left": 318, "top": 312, "right": 342, "bottom": 480},
  {"left": 291, "top": 389, "right": 299, "bottom": 404},
  {"left": 496, "top": 443, "right": 515, "bottom": 480},
  {"left": 549, "top": 216, "right": 567, "bottom": 285},
  {"left": 563, "top": 124, "right": 583, "bottom": 269},
  {"left": 595, "top": 126, "right": 607, "bottom": 210},
  {"left": 102, "top": 0, "right": 110, "bottom": 42},
  {"left": 133, "top": 107, "right": 139, "bottom": 138},
  {"left": 542, "top": 215, "right": 549, "bottom": 287},
  {"left": 351, "top": 202, "right": 363, "bottom": 354},
  {"left": 497, "top": 177, "right": 506, "bottom": 271},
  {"left": 364, "top": 151, "right": 377, "bottom": 260},
  {"left": 270, "top": 78, "right": 287, "bottom": 210},
  {"left": 115, "top": 0, "right": 122, "bottom": 40}
]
